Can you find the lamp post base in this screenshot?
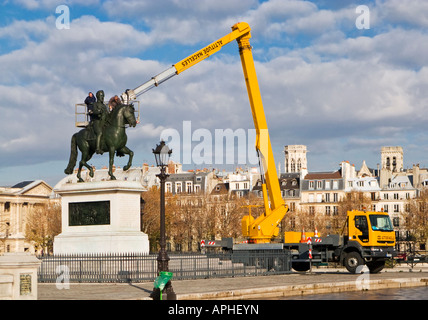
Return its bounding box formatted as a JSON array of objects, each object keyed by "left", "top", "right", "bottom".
[{"left": 150, "top": 282, "right": 176, "bottom": 300}]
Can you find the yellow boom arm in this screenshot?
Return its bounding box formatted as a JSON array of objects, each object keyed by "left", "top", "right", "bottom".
[{"left": 124, "top": 22, "right": 288, "bottom": 243}]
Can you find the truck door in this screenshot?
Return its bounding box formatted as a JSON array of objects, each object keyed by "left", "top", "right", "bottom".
[{"left": 354, "top": 215, "right": 369, "bottom": 243}]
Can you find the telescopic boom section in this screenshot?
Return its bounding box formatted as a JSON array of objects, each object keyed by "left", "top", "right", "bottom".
[
  {"left": 123, "top": 22, "right": 252, "bottom": 102},
  {"left": 123, "top": 22, "right": 288, "bottom": 243}
]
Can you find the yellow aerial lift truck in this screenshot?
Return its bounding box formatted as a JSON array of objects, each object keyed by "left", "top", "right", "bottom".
[
  {"left": 122, "top": 22, "right": 396, "bottom": 273},
  {"left": 283, "top": 210, "right": 396, "bottom": 273}
]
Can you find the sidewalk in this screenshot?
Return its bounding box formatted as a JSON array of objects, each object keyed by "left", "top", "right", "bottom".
[{"left": 38, "top": 266, "right": 428, "bottom": 300}]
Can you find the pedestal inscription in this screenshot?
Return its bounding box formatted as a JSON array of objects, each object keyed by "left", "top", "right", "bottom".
[
  {"left": 69, "top": 201, "right": 110, "bottom": 226},
  {"left": 19, "top": 274, "right": 31, "bottom": 296}
]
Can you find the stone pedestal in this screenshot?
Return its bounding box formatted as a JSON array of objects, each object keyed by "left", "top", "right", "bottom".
[
  {"left": 0, "top": 253, "right": 41, "bottom": 300},
  {"left": 53, "top": 180, "right": 149, "bottom": 254}
]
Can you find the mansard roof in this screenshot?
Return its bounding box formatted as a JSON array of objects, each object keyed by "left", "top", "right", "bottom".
[{"left": 304, "top": 171, "right": 342, "bottom": 180}]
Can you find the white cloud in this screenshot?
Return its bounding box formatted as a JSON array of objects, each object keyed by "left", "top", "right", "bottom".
[
  {"left": 14, "top": 0, "right": 100, "bottom": 10},
  {"left": 377, "top": 0, "right": 428, "bottom": 28},
  {"left": 1, "top": 0, "right": 428, "bottom": 183}
]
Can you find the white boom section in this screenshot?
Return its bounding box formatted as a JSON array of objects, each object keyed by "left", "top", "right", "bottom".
[{"left": 121, "top": 66, "right": 177, "bottom": 104}]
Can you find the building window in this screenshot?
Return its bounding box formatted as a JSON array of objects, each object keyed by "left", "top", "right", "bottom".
[
  {"left": 176, "top": 182, "right": 182, "bottom": 194},
  {"left": 309, "top": 206, "right": 315, "bottom": 215},
  {"left": 317, "top": 181, "right": 322, "bottom": 189},
  {"left": 290, "top": 217, "right": 296, "bottom": 229},
  {"left": 166, "top": 182, "right": 172, "bottom": 193},
  {"left": 194, "top": 185, "right": 201, "bottom": 193},
  {"left": 325, "top": 193, "right": 330, "bottom": 202},
  {"left": 333, "top": 193, "right": 338, "bottom": 202},
  {"left": 393, "top": 217, "right": 400, "bottom": 227},
  {"left": 186, "top": 181, "right": 193, "bottom": 194},
  {"left": 394, "top": 193, "right": 399, "bottom": 200},
  {"left": 309, "top": 181, "right": 315, "bottom": 190},
  {"left": 333, "top": 206, "right": 338, "bottom": 216},
  {"left": 333, "top": 181, "right": 338, "bottom": 189},
  {"left": 325, "top": 181, "right": 330, "bottom": 189},
  {"left": 291, "top": 159, "right": 296, "bottom": 172},
  {"left": 394, "top": 204, "right": 399, "bottom": 212},
  {"left": 325, "top": 206, "right": 331, "bottom": 216}
]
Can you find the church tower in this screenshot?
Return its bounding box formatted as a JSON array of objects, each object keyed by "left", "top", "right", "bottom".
[
  {"left": 284, "top": 145, "right": 307, "bottom": 173},
  {"left": 381, "top": 146, "right": 403, "bottom": 173}
]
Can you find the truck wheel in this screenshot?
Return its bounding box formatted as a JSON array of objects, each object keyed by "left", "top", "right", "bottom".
[
  {"left": 292, "top": 262, "right": 310, "bottom": 272},
  {"left": 367, "top": 261, "right": 385, "bottom": 274},
  {"left": 344, "top": 252, "right": 363, "bottom": 274}
]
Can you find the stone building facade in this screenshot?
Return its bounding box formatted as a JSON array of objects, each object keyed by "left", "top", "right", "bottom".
[{"left": 0, "top": 181, "right": 56, "bottom": 253}]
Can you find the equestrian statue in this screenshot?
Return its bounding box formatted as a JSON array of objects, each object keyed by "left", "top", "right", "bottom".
[{"left": 64, "top": 90, "right": 137, "bottom": 182}]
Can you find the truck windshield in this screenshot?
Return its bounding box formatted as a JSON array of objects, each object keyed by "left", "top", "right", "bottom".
[{"left": 369, "top": 215, "right": 393, "bottom": 231}]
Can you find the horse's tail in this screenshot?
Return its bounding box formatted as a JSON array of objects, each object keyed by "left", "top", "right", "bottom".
[{"left": 64, "top": 133, "right": 78, "bottom": 175}]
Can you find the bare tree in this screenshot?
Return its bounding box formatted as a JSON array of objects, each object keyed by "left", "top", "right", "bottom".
[
  {"left": 404, "top": 189, "right": 428, "bottom": 251},
  {"left": 25, "top": 201, "right": 61, "bottom": 254},
  {"left": 141, "top": 187, "right": 178, "bottom": 251}
]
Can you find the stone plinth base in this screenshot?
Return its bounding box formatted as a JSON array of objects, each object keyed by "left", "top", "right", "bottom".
[
  {"left": 53, "top": 232, "right": 149, "bottom": 254},
  {"left": 0, "top": 253, "right": 41, "bottom": 300},
  {"left": 53, "top": 180, "right": 149, "bottom": 255}
]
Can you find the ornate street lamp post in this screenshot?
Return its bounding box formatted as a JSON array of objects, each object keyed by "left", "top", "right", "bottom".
[{"left": 151, "top": 140, "right": 176, "bottom": 300}]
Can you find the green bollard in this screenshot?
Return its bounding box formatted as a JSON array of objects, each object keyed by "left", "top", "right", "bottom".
[{"left": 153, "top": 271, "right": 173, "bottom": 300}]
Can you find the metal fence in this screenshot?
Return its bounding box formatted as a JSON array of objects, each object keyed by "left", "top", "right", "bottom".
[{"left": 37, "top": 251, "right": 292, "bottom": 283}]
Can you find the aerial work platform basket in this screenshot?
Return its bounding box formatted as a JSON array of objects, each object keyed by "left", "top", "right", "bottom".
[{"left": 75, "top": 101, "right": 140, "bottom": 128}]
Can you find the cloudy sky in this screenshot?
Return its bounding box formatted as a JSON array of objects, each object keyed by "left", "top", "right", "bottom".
[{"left": 0, "top": 0, "right": 427, "bottom": 187}]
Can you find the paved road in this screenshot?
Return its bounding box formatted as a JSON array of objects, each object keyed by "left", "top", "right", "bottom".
[{"left": 38, "top": 266, "right": 428, "bottom": 300}]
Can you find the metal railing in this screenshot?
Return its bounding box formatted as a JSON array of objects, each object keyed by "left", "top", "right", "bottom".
[{"left": 37, "top": 251, "right": 292, "bottom": 283}]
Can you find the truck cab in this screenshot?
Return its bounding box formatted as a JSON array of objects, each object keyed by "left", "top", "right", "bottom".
[{"left": 340, "top": 210, "right": 396, "bottom": 273}]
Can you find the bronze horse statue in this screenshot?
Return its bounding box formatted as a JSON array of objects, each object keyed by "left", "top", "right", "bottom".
[{"left": 64, "top": 103, "right": 137, "bottom": 182}]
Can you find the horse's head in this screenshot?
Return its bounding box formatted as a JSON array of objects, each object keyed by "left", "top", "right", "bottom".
[{"left": 122, "top": 103, "right": 137, "bottom": 127}]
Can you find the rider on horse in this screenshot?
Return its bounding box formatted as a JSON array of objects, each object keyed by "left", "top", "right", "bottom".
[{"left": 91, "top": 90, "right": 108, "bottom": 154}]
